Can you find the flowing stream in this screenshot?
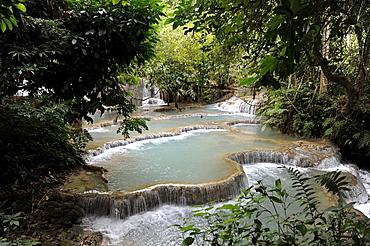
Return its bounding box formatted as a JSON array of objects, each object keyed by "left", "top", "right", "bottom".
[{"left": 70, "top": 97, "right": 370, "bottom": 245}]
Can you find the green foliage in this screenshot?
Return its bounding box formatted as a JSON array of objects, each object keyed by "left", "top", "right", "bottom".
[
  {"left": 145, "top": 16, "right": 208, "bottom": 104},
  {"left": 260, "top": 86, "right": 324, "bottom": 137},
  {"left": 0, "top": 0, "right": 164, "bottom": 131},
  {"left": 0, "top": 210, "right": 40, "bottom": 245},
  {"left": 353, "top": 131, "right": 370, "bottom": 154},
  {"left": 171, "top": 0, "right": 370, "bottom": 96},
  {"left": 145, "top": 4, "right": 247, "bottom": 104},
  {"left": 176, "top": 167, "right": 370, "bottom": 245},
  {"left": 0, "top": 211, "right": 23, "bottom": 232},
  {"left": 0, "top": 237, "right": 40, "bottom": 246},
  {"left": 147, "top": 58, "right": 199, "bottom": 103},
  {"left": 0, "top": 97, "right": 88, "bottom": 185},
  {"left": 117, "top": 117, "right": 149, "bottom": 139},
  {"left": 0, "top": 0, "right": 26, "bottom": 32},
  {"left": 258, "top": 81, "right": 370, "bottom": 159}
]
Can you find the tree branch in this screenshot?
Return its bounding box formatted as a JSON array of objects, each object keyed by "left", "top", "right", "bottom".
[{"left": 354, "top": 26, "right": 370, "bottom": 91}]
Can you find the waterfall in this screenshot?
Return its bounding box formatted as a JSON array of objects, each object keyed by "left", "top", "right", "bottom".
[
  {"left": 88, "top": 132, "right": 180, "bottom": 157},
  {"left": 316, "top": 156, "right": 344, "bottom": 169},
  {"left": 142, "top": 97, "right": 165, "bottom": 106},
  {"left": 82, "top": 148, "right": 365, "bottom": 221},
  {"left": 316, "top": 157, "right": 369, "bottom": 206},
  {"left": 229, "top": 150, "right": 313, "bottom": 167},
  {"left": 226, "top": 119, "right": 265, "bottom": 126},
  {"left": 216, "top": 97, "right": 264, "bottom": 115},
  {"left": 344, "top": 180, "right": 369, "bottom": 205},
  {"left": 229, "top": 150, "right": 370, "bottom": 209},
  {"left": 79, "top": 172, "right": 248, "bottom": 219},
  {"left": 124, "top": 78, "right": 165, "bottom": 106}
]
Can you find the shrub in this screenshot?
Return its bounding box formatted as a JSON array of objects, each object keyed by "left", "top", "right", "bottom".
[
  {"left": 259, "top": 86, "right": 370, "bottom": 162},
  {"left": 176, "top": 167, "right": 370, "bottom": 245},
  {"left": 0, "top": 97, "right": 89, "bottom": 185}
]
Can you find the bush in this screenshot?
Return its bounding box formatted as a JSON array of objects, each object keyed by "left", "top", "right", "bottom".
[
  {"left": 0, "top": 97, "right": 89, "bottom": 185},
  {"left": 259, "top": 86, "right": 370, "bottom": 162},
  {"left": 176, "top": 167, "right": 370, "bottom": 245}
]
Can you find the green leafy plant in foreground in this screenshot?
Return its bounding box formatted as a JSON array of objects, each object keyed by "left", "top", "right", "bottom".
[
  {"left": 176, "top": 167, "right": 370, "bottom": 245},
  {"left": 0, "top": 237, "right": 40, "bottom": 246},
  {"left": 0, "top": 212, "right": 23, "bottom": 232},
  {"left": 0, "top": 211, "right": 40, "bottom": 245}
]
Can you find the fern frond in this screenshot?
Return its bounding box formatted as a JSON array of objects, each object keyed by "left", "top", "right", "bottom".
[
  {"left": 314, "top": 171, "right": 349, "bottom": 200},
  {"left": 324, "top": 127, "right": 334, "bottom": 137},
  {"left": 358, "top": 131, "right": 370, "bottom": 149},
  {"left": 280, "top": 166, "right": 320, "bottom": 218},
  {"left": 322, "top": 117, "right": 336, "bottom": 127},
  {"left": 352, "top": 132, "right": 361, "bottom": 140}
]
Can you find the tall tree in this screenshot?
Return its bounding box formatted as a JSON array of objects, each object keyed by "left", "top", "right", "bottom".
[
  {"left": 0, "top": 0, "right": 165, "bottom": 136},
  {"left": 170, "top": 0, "right": 370, "bottom": 159},
  {"left": 146, "top": 3, "right": 248, "bottom": 105},
  {"left": 0, "top": 0, "right": 165, "bottom": 184},
  {"left": 146, "top": 19, "right": 208, "bottom": 105},
  {"left": 171, "top": 0, "right": 370, "bottom": 111}
]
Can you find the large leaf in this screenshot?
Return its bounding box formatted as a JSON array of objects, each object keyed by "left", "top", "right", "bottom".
[
  {"left": 259, "top": 55, "right": 279, "bottom": 76},
  {"left": 296, "top": 224, "right": 307, "bottom": 236},
  {"left": 181, "top": 237, "right": 194, "bottom": 246},
  {"left": 269, "top": 196, "right": 284, "bottom": 203},
  {"left": 240, "top": 76, "right": 259, "bottom": 86},
  {"left": 0, "top": 19, "right": 6, "bottom": 32},
  {"left": 14, "top": 3, "right": 26, "bottom": 12}
]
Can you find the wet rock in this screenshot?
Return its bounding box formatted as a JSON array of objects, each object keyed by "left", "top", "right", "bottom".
[
  {"left": 58, "top": 206, "right": 84, "bottom": 225},
  {"left": 61, "top": 193, "right": 78, "bottom": 203},
  {"left": 37, "top": 191, "right": 85, "bottom": 228}
]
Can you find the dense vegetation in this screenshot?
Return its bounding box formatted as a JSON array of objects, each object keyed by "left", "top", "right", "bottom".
[
  {"left": 167, "top": 0, "right": 370, "bottom": 163},
  {"left": 1, "top": 0, "right": 370, "bottom": 244},
  {"left": 0, "top": 0, "right": 164, "bottom": 183},
  {"left": 140, "top": 0, "right": 249, "bottom": 105},
  {"left": 177, "top": 167, "right": 370, "bottom": 245},
  {"left": 0, "top": 0, "right": 164, "bottom": 244},
  {"left": 0, "top": 97, "right": 89, "bottom": 184}
]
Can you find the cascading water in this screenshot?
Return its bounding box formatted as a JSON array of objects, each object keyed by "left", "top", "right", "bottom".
[
  {"left": 216, "top": 96, "right": 264, "bottom": 114},
  {"left": 75, "top": 97, "right": 370, "bottom": 245},
  {"left": 124, "top": 78, "right": 165, "bottom": 106},
  {"left": 80, "top": 172, "right": 248, "bottom": 220},
  {"left": 81, "top": 154, "right": 356, "bottom": 246},
  {"left": 316, "top": 156, "right": 369, "bottom": 206}
]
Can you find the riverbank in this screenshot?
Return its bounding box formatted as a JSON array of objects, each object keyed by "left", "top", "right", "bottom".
[{"left": 0, "top": 166, "right": 106, "bottom": 245}]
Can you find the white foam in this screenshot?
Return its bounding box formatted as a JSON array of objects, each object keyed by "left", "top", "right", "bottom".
[
  {"left": 82, "top": 205, "right": 191, "bottom": 246},
  {"left": 315, "top": 162, "right": 370, "bottom": 217},
  {"left": 212, "top": 96, "right": 261, "bottom": 115},
  {"left": 142, "top": 97, "right": 166, "bottom": 106},
  {"left": 83, "top": 190, "right": 111, "bottom": 195},
  {"left": 87, "top": 127, "right": 111, "bottom": 133},
  {"left": 354, "top": 203, "right": 370, "bottom": 218}
]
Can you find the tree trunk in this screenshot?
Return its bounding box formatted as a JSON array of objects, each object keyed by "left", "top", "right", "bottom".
[
  {"left": 313, "top": 47, "right": 357, "bottom": 113},
  {"left": 319, "top": 27, "right": 330, "bottom": 94},
  {"left": 354, "top": 26, "right": 370, "bottom": 92}
]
